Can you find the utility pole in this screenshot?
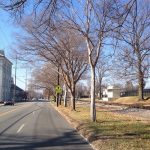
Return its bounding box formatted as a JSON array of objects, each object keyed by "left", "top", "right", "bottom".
[
  {"left": 25, "top": 69, "right": 27, "bottom": 91},
  {"left": 56, "top": 66, "right": 60, "bottom": 107},
  {"left": 13, "top": 55, "right": 17, "bottom": 102}
]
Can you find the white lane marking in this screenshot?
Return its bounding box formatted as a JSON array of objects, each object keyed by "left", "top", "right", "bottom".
[
  {"left": 33, "top": 111, "right": 35, "bottom": 116},
  {"left": 17, "top": 124, "right": 25, "bottom": 133}
]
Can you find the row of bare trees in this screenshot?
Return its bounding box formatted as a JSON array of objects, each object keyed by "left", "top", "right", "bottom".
[
  {"left": 1, "top": 0, "right": 150, "bottom": 122},
  {"left": 31, "top": 63, "right": 60, "bottom": 100},
  {"left": 18, "top": 22, "right": 88, "bottom": 111}
]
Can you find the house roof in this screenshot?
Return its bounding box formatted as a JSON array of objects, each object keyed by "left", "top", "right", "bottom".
[{"left": 0, "top": 50, "right": 12, "bottom": 65}]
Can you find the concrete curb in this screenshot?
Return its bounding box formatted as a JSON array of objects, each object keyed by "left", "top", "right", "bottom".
[{"left": 50, "top": 102, "right": 98, "bottom": 150}]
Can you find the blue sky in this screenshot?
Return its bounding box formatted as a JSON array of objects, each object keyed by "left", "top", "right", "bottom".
[{"left": 0, "top": 10, "right": 30, "bottom": 90}]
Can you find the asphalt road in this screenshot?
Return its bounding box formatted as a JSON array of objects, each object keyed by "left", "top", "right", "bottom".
[{"left": 0, "top": 101, "right": 93, "bottom": 150}]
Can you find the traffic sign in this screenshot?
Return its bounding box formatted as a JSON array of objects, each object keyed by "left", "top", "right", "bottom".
[{"left": 55, "top": 85, "right": 62, "bottom": 94}]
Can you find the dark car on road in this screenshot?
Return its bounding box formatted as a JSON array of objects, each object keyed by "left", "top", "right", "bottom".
[{"left": 4, "top": 101, "right": 14, "bottom": 106}]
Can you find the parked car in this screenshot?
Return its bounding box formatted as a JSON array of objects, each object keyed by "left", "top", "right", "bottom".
[{"left": 4, "top": 101, "right": 14, "bottom": 106}]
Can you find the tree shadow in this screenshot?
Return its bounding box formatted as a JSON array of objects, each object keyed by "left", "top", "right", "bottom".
[{"left": 0, "top": 130, "right": 93, "bottom": 150}]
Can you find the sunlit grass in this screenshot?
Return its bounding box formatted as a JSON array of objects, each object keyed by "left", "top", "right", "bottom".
[{"left": 55, "top": 104, "right": 150, "bottom": 150}]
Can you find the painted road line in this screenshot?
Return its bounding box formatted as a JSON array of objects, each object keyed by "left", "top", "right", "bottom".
[{"left": 17, "top": 124, "right": 25, "bottom": 133}]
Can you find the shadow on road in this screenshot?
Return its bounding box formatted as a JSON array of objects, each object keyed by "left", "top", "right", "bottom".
[{"left": 0, "top": 130, "right": 92, "bottom": 150}]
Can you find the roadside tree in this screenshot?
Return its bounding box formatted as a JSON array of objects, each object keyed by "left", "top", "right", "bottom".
[
  {"left": 2, "top": 0, "right": 136, "bottom": 120},
  {"left": 31, "top": 63, "right": 62, "bottom": 100},
  {"left": 61, "top": 0, "right": 135, "bottom": 121},
  {"left": 114, "top": 0, "right": 150, "bottom": 100},
  {"left": 15, "top": 21, "right": 88, "bottom": 111},
  {"left": 95, "top": 55, "right": 112, "bottom": 100}
]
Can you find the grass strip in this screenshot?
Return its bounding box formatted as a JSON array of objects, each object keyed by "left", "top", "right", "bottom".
[{"left": 54, "top": 104, "right": 150, "bottom": 150}]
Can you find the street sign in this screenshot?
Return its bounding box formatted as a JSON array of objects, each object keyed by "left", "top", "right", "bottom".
[{"left": 55, "top": 85, "right": 62, "bottom": 94}]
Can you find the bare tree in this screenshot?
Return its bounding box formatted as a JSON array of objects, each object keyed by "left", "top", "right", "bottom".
[
  {"left": 4, "top": 0, "right": 136, "bottom": 120},
  {"left": 31, "top": 63, "right": 62, "bottom": 100},
  {"left": 95, "top": 55, "right": 111, "bottom": 100},
  {"left": 0, "top": 0, "right": 67, "bottom": 23},
  {"left": 61, "top": 0, "right": 135, "bottom": 121},
  {"left": 15, "top": 20, "right": 88, "bottom": 110},
  {"left": 114, "top": 0, "right": 150, "bottom": 100},
  {"left": 125, "top": 81, "right": 134, "bottom": 92}
]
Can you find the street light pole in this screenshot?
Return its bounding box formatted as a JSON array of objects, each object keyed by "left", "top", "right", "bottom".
[{"left": 13, "top": 55, "right": 17, "bottom": 102}]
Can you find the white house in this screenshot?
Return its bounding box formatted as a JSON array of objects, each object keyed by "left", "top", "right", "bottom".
[{"left": 102, "top": 86, "right": 121, "bottom": 101}]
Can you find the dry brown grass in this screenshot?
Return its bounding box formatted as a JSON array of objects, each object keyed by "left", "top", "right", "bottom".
[
  {"left": 52, "top": 103, "right": 150, "bottom": 150},
  {"left": 113, "top": 96, "right": 150, "bottom": 105}
]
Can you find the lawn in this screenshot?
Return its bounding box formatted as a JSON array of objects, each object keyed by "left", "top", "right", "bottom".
[
  {"left": 54, "top": 104, "right": 150, "bottom": 150},
  {"left": 113, "top": 96, "right": 150, "bottom": 105}
]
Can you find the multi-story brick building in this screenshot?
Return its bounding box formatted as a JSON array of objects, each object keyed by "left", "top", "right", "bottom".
[{"left": 0, "top": 50, "right": 12, "bottom": 102}]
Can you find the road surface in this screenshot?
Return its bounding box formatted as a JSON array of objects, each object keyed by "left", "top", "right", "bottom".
[{"left": 0, "top": 101, "right": 93, "bottom": 150}]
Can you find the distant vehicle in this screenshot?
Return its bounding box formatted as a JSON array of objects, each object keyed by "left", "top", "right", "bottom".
[{"left": 4, "top": 100, "right": 14, "bottom": 106}]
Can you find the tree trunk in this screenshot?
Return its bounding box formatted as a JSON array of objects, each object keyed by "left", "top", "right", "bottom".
[
  {"left": 90, "top": 66, "right": 96, "bottom": 122},
  {"left": 138, "top": 70, "right": 144, "bottom": 100},
  {"left": 56, "top": 93, "right": 59, "bottom": 107},
  {"left": 48, "top": 89, "right": 51, "bottom": 101},
  {"left": 63, "top": 84, "right": 67, "bottom": 107},
  {"left": 64, "top": 92, "right": 67, "bottom": 107},
  {"left": 137, "top": 53, "right": 144, "bottom": 100},
  {"left": 59, "top": 94, "right": 61, "bottom": 105},
  {"left": 70, "top": 84, "right": 76, "bottom": 111},
  {"left": 99, "top": 78, "right": 102, "bottom": 100},
  {"left": 70, "top": 94, "right": 75, "bottom": 111}
]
